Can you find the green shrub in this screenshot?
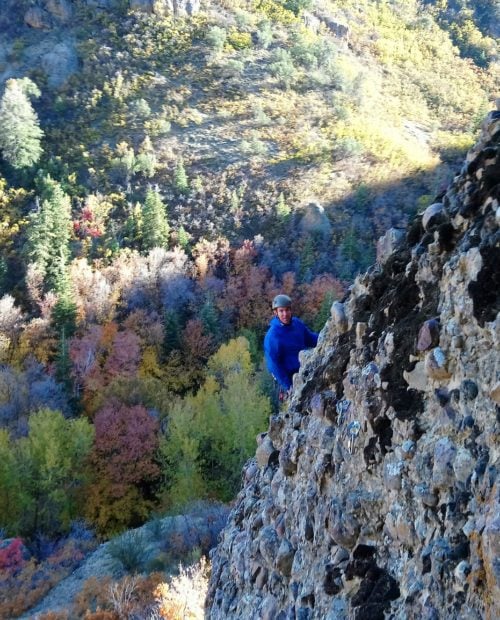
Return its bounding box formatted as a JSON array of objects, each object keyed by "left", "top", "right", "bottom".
[
  {"left": 227, "top": 30, "right": 252, "bottom": 50},
  {"left": 107, "top": 530, "right": 147, "bottom": 574},
  {"left": 219, "top": 58, "right": 245, "bottom": 78},
  {"left": 206, "top": 26, "right": 227, "bottom": 54},
  {"left": 269, "top": 48, "right": 296, "bottom": 89},
  {"left": 255, "top": 0, "right": 297, "bottom": 24},
  {"left": 241, "top": 135, "right": 269, "bottom": 157},
  {"left": 256, "top": 19, "right": 273, "bottom": 48},
  {"left": 283, "top": 0, "right": 312, "bottom": 15}
]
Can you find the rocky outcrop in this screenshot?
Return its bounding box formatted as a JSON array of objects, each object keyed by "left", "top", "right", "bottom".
[
  {"left": 24, "top": 0, "right": 72, "bottom": 29},
  {"left": 129, "top": 0, "right": 201, "bottom": 16},
  {"left": 207, "top": 111, "right": 500, "bottom": 619},
  {"left": 23, "top": 0, "right": 200, "bottom": 29}
]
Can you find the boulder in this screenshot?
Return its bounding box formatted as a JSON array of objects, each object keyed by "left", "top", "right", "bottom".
[
  {"left": 45, "top": 0, "right": 72, "bottom": 21},
  {"left": 376, "top": 228, "right": 405, "bottom": 265},
  {"left": 41, "top": 41, "right": 78, "bottom": 87},
  {"left": 298, "top": 201, "right": 332, "bottom": 236},
  {"left": 24, "top": 7, "right": 51, "bottom": 29}
]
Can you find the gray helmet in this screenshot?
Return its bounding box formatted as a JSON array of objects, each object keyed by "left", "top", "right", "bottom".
[{"left": 272, "top": 294, "right": 292, "bottom": 309}]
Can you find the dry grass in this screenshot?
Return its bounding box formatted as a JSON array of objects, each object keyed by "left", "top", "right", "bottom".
[{"left": 153, "top": 556, "right": 210, "bottom": 620}]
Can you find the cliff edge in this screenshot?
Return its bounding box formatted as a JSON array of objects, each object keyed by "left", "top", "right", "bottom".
[{"left": 206, "top": 110, "right": 500, "bottom": 620}]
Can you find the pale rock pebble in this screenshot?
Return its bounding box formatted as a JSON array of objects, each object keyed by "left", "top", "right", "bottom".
[
  {"left": 24, "top": 7, "right": 50, "bottom": 28},
  {"left": 260, "top": 595, "right": 278, "bottom": 620},
  {"left": 384, "top": 459, "right": 404, "bottom": 491},
  {"left": 453, "top": 448, "right": 475, "bottom": 484},
  {"left": 275, "top": 539, "right": 295, "bottom": 577},
  {"left": 425, "top": 347, "right": 451, "bottom": 380},
  {"left": 422, "top": 203, "right": 446, "bottom": 232},
  {"left": 376, "top": 227, "right": 405, "bottom": 264},
  {"left": 330, "top": 301, "right": 348, "bottom": 333},
  {"left": 432, "top": 438, "right": 457, "bottom": 488},
  {"left": 403, "top": 361, "right": 427, "bottom": 391},
  {"left": 256, "top": 435, "right": 277, "bottom": 469},
  {"left": 490, "top": 382, "right": 500, "bottom": 403}
]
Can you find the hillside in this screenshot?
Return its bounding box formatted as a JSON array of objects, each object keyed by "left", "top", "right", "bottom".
[
  {"left": 0, "top": 0, "right": 497, "bottom": 282},
  {"left": 207, "top": 109, "right": 500, "bottom": 619},
  {"left": 0, "top": 1, "right": 498, "bottom": 617}
]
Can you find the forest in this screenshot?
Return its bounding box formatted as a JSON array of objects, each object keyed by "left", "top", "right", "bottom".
[{"left": 0, "top": 0, "right": 497, "bottom": 616}]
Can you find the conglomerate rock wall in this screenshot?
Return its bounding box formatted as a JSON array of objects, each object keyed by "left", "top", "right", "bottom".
[{"left": 206, "top": 111, "right": 500, "bottom": 620}]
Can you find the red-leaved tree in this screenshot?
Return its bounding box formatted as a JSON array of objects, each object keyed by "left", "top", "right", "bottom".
[
  {"left": 85, "top": 401, "right": 160, "bottom": 535},
  {"left": 70, "top": 323, "right": 141, "bottom": 416},
  {"left": 220, "top": 240, "right": 277, "bottom": 330}
]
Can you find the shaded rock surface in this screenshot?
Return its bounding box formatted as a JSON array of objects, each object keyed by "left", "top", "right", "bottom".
[{"left": 207, "top": 112, "right": 500, "bottom": 619}]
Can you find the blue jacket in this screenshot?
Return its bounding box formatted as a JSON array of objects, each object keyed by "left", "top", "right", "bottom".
[{"left": 264, "top": 316, "right": 318, "bottom": 390}]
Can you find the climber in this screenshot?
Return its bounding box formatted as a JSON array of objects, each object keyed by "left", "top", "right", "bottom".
[{"left": 264, "top": 294, "right": 318, "bottom": 400}]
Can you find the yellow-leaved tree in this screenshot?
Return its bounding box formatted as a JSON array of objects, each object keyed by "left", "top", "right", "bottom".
[
  {"left": 0, "top": 409, "right": 94, "bottom": 537},
  {"left": 160, "top": 337, "right": 270, "bottom": 508}
]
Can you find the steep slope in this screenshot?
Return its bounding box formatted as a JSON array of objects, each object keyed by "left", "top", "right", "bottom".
[
  {"left": 0, "top": 0, "right": 496, "bottom": 280},
  {"left": 207, "top": 109, "right": 500, "bottom": 619}
]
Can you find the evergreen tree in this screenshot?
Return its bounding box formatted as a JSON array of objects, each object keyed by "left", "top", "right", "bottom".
[
  {"left": 177, "top": 225, "right": 190, "bottom": 251},
  {"left": 200, "top": 296, "right": 219, "bottom": 339},
  {"left": 123, "top": 202, "right": 142, "bottom": 248},
  {"left": 163, "top": 308, "right": 181, "bottom": 356},
  {"left": 135, "top": 136, "right": 157, "bottom": 178},
  {"left": 299, "top": 235, "right": 316, "bottom": 281},
  {"left": 111, "top": 141, "right": 136, "bottom": 185},
  {"left": 52, "top": 262, "right": 77, "bottom": 404},
  {"left": 26, "top": 176, "right": 72, "bottom": 291},
  {"left": 52, "top": 264, "right": 77, "bottom": 338},
  {"left": 141, "top": 187, "right": 169, "bottom": 250},
  {"left": 54, "top": 331, "right": 73, "bottom": 394},
  {"left": 0, "top": 78, "right": 43, "bottom": 169},
  {"left": 312, "top": 290, "right": 335, "bottom": 332},
  {"left": 173, "top": 158, "right": 189, "bottom": 195},
  {"left": 230, "top": 189, "right": 240, "bottom": 212},
  {"left": 276, "top": 192, "right": 291, "bottom": 219}
]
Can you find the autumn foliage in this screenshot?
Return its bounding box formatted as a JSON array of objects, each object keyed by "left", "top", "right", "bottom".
[{"left": 85, "top": 401, "right": 161, "bottom": 535}]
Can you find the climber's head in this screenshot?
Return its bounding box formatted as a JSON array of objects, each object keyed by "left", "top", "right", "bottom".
[{"left": 272, "top": 294, "right": 292, "bottom": 325}]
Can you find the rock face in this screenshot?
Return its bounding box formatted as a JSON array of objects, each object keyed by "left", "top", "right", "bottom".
[
  {"left": 129, "top": 0, "right": 201, "bottom": 16},
  {"left": 24, "top": 0, "right": 72, "bottom": 29},
  {"left": 41, "top": 40, "right": 79, "bottom": 87},
  {"left": 207, "top": 111, "right": 500, "bottom": 619}
]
